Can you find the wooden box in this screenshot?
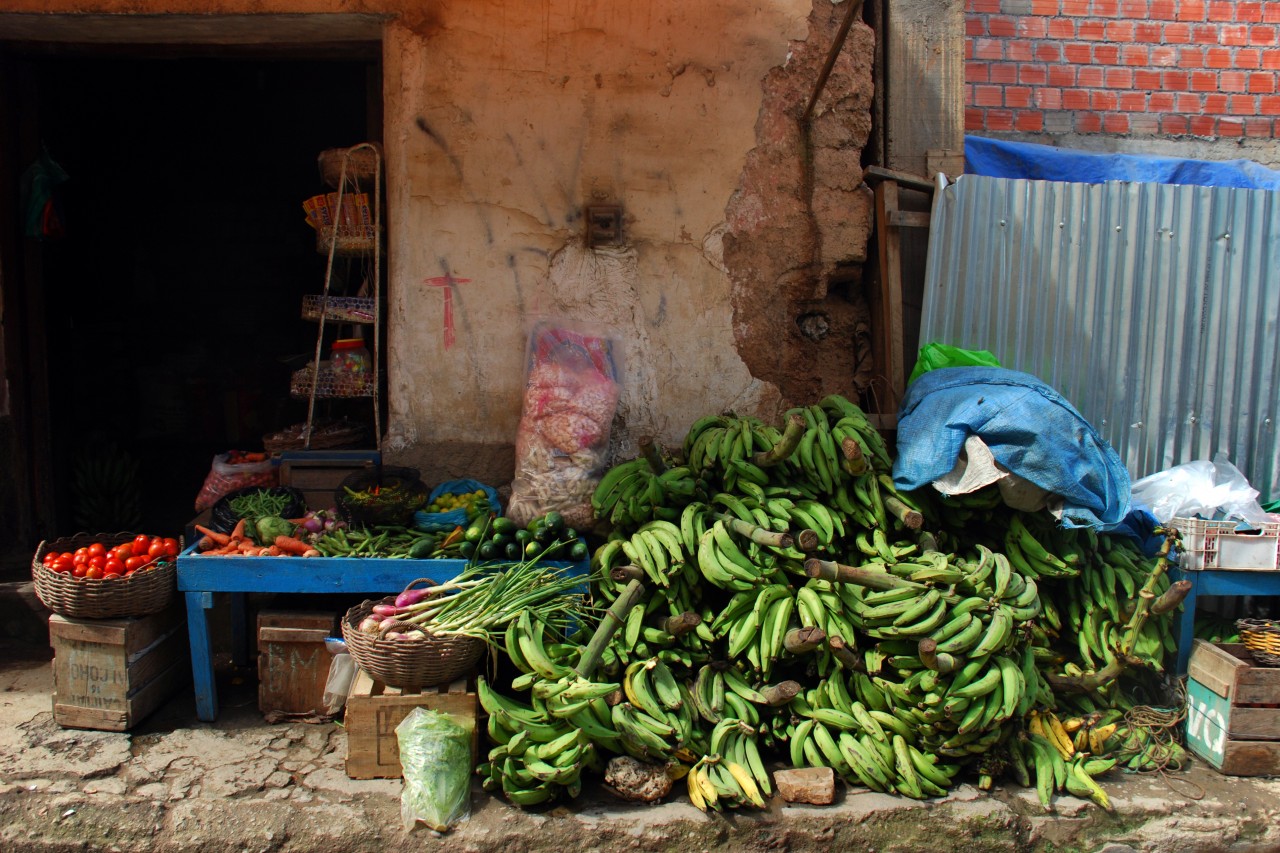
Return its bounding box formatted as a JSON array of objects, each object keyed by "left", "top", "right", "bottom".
[
  {"left": 277, "top": 450, "right": 379, "bottom": 513},
  {"left": 344, "top": 668, "right": 477, "bottom": 779},
  {"left": 50, "top": 604, "right": 188, "bottom": 731},
  {"left": 257, "top": 610, "right": 337, "bottom": 716},
  {"left": 1185, "top": 639, "right": 1280, "bottom": 775}
]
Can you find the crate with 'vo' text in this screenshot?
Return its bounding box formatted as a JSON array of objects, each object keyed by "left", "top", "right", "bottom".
[
  {"left": 343, "top": 668, "right": 476, "bottom": 779},
  {"left": 1185, "top": 639, "right": 1280, "bottom": 776},
  {"left": 50, "top": 603, "right": 188, "bottom": 731},
  {"left": 1172, "top": 516, "right": 1280, "bottom": 571}
]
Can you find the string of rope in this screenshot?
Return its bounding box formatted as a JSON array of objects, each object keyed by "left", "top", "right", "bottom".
[{"left": 1121, "top": 677, "right": 1205, "bottom": 800}]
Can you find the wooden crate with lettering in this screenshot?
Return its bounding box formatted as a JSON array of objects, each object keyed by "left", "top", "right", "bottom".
[
  {"left": 344, "top": 668, "right": 477, "bottom": 779},
  {"left": 50, "top": 604, "right": 188, "bottom": 731},
  {"left": 1185, "top": 639, "right": 1280, "bottom": 776},
  {"left": 257, "top": 610, "right": 337, "bottom": 716}
]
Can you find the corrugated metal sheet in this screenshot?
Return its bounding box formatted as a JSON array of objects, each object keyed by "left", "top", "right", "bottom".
[{"left": 920, "top": 174, "right": 1280, "bottom": 494}]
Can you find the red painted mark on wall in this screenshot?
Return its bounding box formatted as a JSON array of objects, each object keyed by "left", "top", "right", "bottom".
[{"left": 424, "top": 275, "right": 471, "bottom": 349}]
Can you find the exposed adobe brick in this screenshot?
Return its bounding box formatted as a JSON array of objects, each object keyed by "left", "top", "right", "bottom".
[
  {"left": 1219, "top": 70, "right": 1248, "bottom": 91},
  {"left": 986, "top": 109, "right": 1016, "bottom": 130},
  {"left": 1248, "top": 72, "right": 1276, "bottom": 92},
  {"left": 1095, "top": 0, "right": 1121, "bottom": 17},
  {"left": 1006, "top": 39, "right": 1035, "bottom": 60},
  {"left": 967, "top": 61, "right": 991, "bottom": 83},
  {"left": 1262, "top": 94, "right": 1280, "bottom": 113},
  {"left": 1203, "top": 92, "right": 1229, "bottom": 112},
  {"left": 1229, "top": 94, "right": 1257, "bottom": 114},
  {"left": 1122, "top": 45, "right": 1149, "bottom": 64},
  {"left": 1015, "top": 111, "right": 1045, "bottom": 130},
  {"left": 1064, "top": 42, "right": 1093, "bottom": 62},
  {"left": 1063, "top": 88, "right": 1092, "bottom": 108},
  {"left": 1150, "top": 45, "right": 1179, "bottom": 66},
  {"left": 1208, "top": 1, "right": 1235, "bottom": 19},
  {"left": 1049, "top": 65, "right": 1079, "bottom": 86},
  {"left": 965, "top": 107, "right": 986, "bottom": 131},
  {"left": 1092, "top": 90, "right": 1120, "bottom": 109},
  {"left": 1102, "top": 113, "right": 1130, "bottom": 131},
  {"left": 1236, "top": 48, "right": 1262, "bottom": 67},
  {"left": 1134, "top": 69, "right": 1163, "bottom": 88},
  {"left": 990, "top": 62, "right": 1019, "bottom": 83},
  {"left": 1161, "top": 114, "right": 1190, "bottom": 133},
  {"left": 1118, "top": 91, "right": 1148, "bottom": 110},
  {"left": 1076, "top": 112, "right": 1103, "bottom": 131},
  {"left": 1266, "top": 2, "right": 1280, "bottom": 24},
  {"left": 1006, "top": 86, "right": 1034, "bottom": 107},
  {"left": 1204, "top": 47, "right": 1233, "bottom": 68},
  {"left": 1048, "top": 17, "right": 1077, "bottom": 37},
  {"left": 1149, "top": 91, "right": 1176, "bottom": 110},
  {"left": 1177, "top": 1, "right": 1206, "bottom": 21},
  {"left": 1162, "top": 70, "right": 1189, "bottom": 89},
  {"left": 1250, "top": 25, "right": 1278, "bottom": 44},
  {"left": 1219, "top": 24, "right": 1249, "bottom": 45},
  {"left": 1192, "top": 24, "right": 1220, "bottom": 42},
  {"left": 1019, "top": 17, "right": 1049, "bottom": 37},
  {"left": 1078, "top": 20, "right": 1106, "bottom": 39},
  {"left": 1178, "top": 47, "right": 1205, "bottom": 67},
  {"left": 1094, "top": 44, "right": 1121, "bottom": 63},
  {"left": 967, "top": 17, "right": 988, "bottom": 37},
  {"left": 1078, "top": 65, "right": 1106, "bottom": 85},
  {"left": 1163, "top": 22, "right": 1192, "bottom": 42},
  {"left": 1134, "top": 22, "right": 1163, "bottom": 41},
  {"left": 1129, "top": 113, "right": 1160, "bottom": 133},
  {"left": 1218, "top": 117, "right": 1245, "bottom": 136},
  {"left": 1105, "top": 21, "right": 1135, "bottom": 40},
  {"left": 1036, "top": 87, "right": 1065, "bottom": 108},
  {"left": 1062, "top": 0, "right": 1090, "bottom": 15},
  {"left": 1104, "top": 67, "right": 1135, "bottom": 87},
  {"left": 1122, "top": 0, "right": 1150, "bottom": 16},
  {"left": 1021, "top": 63, "right": 1050, "bottom": 83},
  {"left": 974, "top": 38, "right": 1004, "bottom": 60},
  {"left": 1149, "top": 0, "right": 1177, "bottom": 19},
  {"left": 1034, "top": 42, "right": 1063, "bottom": 61},
  {"left": 1190, "top": 70, "right": 1218, "bottom": 90},
  {"left": 975, "top": 84, "right": 1005, "bottom": 106},
  {"left": 1265, "top": 50, "right": 1280, "bottom": 69},
  {"left": 1175, "top": 92, "right": 1203, "bottom": 111},
  {"left": 988, "top": 16, "right": 1018, "bottom": 36},
  {"left": 1236, "top": 2, "right": 1264, "bottom": 22},
  {"left": 1188, "top": 114, "right": 1216, "bottom": 135},
  {"left": 1244, "top": 117, "right": 1274, "bottom": 135}
]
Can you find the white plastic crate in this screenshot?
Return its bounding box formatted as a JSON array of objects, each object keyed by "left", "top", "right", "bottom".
[{"left": 1172, "top": 517, "right": 1280, "bottom": 572}]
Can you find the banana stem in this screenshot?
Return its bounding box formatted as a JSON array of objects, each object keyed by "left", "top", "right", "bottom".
[
  {"left": 1150, "top": 579, "right": 1191, "bottom": 616},
  {"left": 794, "top": 529, "right": 821, "bottom": 553},
  {"left": 713, "top": 513, "right": 795, "bottom": 548},
  {"left": 783, "top": 625, "right": 826, "bottom": 654},
  {"left": 574, "top": 579, "right": 645, "bottom": 679},
  {"left": 884, "top": 495, "right": 923, "bottom": 530},
  {"left": 760, "top": 680, "right": 802, "bottom": 706},
  {"left": 1119, "top": 533, "right": 1178, "bottom": 656},
  {"left": 1045, "top": 658, "right": 1125, "bottom": 693},
  {"left": 664, "top": 611, "right": 702, "bottom": 637},
  {"left": 840, "top": 436, "right": 868, "bottom": 476},
  {"left": 611, "top": 564, "right": 645, "bottom": 583},
  {"left": 753, "top": 414, "right": 806, "bottom": 467},
  {"left": 917, "top": 638, "right": 958, "bottom": 674},
  {"left": 827, "top": 634, "right": 862, "bottom": 671},
  {"left": 805, "top": 558, "right": 921, "bottom": 591},
  {"left": 639, "top": 437, "right": 667, "bottom": 473}
]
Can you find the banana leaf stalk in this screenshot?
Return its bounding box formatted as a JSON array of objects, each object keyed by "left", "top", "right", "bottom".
[
  {"left": 573, "top": 579, "right": 646, "bottom": 679},
  {"left": 753, "top": 414, "right": 806, "bottom": 467},
  {"left": 712, "top": 513, "right": 794, "bottom": 549}
]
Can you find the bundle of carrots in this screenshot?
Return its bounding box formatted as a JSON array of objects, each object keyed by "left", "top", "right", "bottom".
[{"left": 193, "top": 519, "right": 320, "bottom": 557}]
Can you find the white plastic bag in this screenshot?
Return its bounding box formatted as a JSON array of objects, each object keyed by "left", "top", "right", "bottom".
[
  {"left": 397, "top": 708, "right": 472, "bottom": 833},
  {"left": 321, "top": 653, "right": 355, "bottom": 716},
  {"left": 1131, "top": 453, "right": 1269, "bottom": 525}
]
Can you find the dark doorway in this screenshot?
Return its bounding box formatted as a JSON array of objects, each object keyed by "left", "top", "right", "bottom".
[{"left": 6, "top": 53, "right": 375, "bottom": 553}]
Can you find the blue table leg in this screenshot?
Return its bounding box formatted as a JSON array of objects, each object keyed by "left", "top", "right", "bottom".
[
  {"left": 185, "top": 590, "right": 218, "bottom": 722},
  {"left": 1172, "top": 568, "right": 1198, "bottom": 676},
  {"left": 230, "top": 592, "right": 249, "bottom": 667}
]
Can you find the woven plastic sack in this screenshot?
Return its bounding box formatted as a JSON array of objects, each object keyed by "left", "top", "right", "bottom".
[
  {"left": 193, "top": 453, "right": 278, "bottom": 512},
  {"left": 413, "top": 479, "right": 501, "bottom": 532},
  {"left": 908, "top": 342, "right": 1002, "bottom": 386},
  {"left": 397, "top": 707, "right": 472, "bottom": 833}
]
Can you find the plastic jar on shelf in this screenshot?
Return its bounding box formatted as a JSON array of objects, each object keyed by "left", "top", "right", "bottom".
[{"left": 330, "top": 338, "right": 372, "bottom": 393}]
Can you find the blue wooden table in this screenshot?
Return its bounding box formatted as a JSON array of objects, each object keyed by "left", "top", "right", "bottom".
[
  {"left": 176, "top": 545, "right": 586, "bottom": 721},
  {"left": 1170, "top": 565, "right": 1280, "bottom": 675}
]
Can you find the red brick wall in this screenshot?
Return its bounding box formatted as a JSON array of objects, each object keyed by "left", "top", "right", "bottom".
[{"left": 965, "top": 0, "right": 1280, "bottom": 139}]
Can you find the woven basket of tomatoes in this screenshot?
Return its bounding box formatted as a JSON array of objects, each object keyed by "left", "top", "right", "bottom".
[{"left": 33, "top": 532, "right": 182, "bottom": 619}]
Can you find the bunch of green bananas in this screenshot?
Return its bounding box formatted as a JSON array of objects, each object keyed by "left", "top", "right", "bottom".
[
  {"left": 684, "top": 720, "right": 772, "bottom": 811},
  {"left": 591, "top": 458, "right": 699, "bottom": 528}
]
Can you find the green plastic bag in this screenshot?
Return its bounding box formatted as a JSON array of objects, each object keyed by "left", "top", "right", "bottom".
[
  {"left": 908, "top": 342, "right": 1002, "bottom": 386},
  {"left": 397, "top": 707, "right": 473, "bottom": 832}
]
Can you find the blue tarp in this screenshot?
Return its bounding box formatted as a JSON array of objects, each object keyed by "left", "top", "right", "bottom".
[
  {"left": 893, "top": 367, "right": 1132, "bottom": 530},
  {"left": 965, "top": 135, "right": 1280, "bottom": 192}
]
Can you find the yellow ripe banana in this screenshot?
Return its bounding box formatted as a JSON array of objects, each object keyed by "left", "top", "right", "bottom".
[
  {"left": 687, "top": 766, "right": 707, "bottom": 811},
  {"left": 1089, "top": 723, "right": 1118, "bottom": 756},
  {"left": 1046, "top": 712, "right": 1076, "bottom": 759}
]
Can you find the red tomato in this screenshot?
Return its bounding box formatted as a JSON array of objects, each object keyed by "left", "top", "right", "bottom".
[
  {"left": 113, "top": 543, "right": 133, "bottom": 560},
  {"left": 162, "top": 538, "right": 181, "bottom": 558},
  {"left": 72, "top": 563, "right": 89, "bottom": 578},
  {"left": 88, "top": 554, "right": 106, "bottom": 570},
  {"left": 84, "top": 566, "right": 103, "bottom": 580},
  {"left": 133, "top": 534, "right": 152, "bottom": 554},
  {"left": 72, "top": 552, "right": 89, "bottom": 567},
  {"left": 148, "top": 540, "right": 168, "bottom": 560},
  {"left": 43, "top": 551, "right": 61, "bottom": 566},
  {"left": 103, "top": 571, "right": 122, "bottom": 579},
  {"left": 74, "top": 547, "right": 89, "bottom": 559},
  {"left": 87, "top": 542, "right": 107, "bottom": 558},
  {"left": 105, "top": 558, "right": 125, "bottom": 576},
  {"left": 53, "top": 555, "right": 75, "bottom": 574},
  {"left": 125, "top": 555, "right": 149, "bottom": 573}
]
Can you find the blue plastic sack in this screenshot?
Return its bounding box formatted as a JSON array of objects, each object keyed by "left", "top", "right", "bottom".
[
  {"left": 413, "top": 479, "right": 502, "bottom": 533},
  {"left": 892, "top": 366, "right": 1132, "bottom": 530}
]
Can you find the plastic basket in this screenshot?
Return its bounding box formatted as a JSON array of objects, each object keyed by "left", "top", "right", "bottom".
[
  {"left": 1236, "top": 618, "right": 1280, "bottom": 667},
  {"left": 1171, "top": 517, "right": 1280, "bottom": 571},
  {"left": 301, "top": 295, "right": 376, "bottom": 324},
  {"left": 342, "top": 597, "right": 485, "bottom": 689},
  {"left": 291, "top": 363, "right": 375, "bottom": 399},
  {"left": 316, "top": 222, "right": 379, "bottom": 256},
  {"left": 32, "top": 532, "right": 179, "bottom": 619},
  {"left": 210, "top": 486, "right": 307, "bottom": 534},
  {"left": 262, "top": 418, "right": 368, "bottom": 453},
  {"left": 413, "top": 479, "right": 503, "bottom": 533},
  {"left": 318, "top": 144, "right": 381, "bottom": 189},
  {"left": 336, "top": 466, "right": 428, "bottom": 527}
]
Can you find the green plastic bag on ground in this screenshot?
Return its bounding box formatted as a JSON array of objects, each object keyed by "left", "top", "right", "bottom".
[
  {"left": 908, "top": 342, "right": 1002, "bottom": 386},
  {"left": 397, "top": 707, "right": 473, "bottom": 832}
]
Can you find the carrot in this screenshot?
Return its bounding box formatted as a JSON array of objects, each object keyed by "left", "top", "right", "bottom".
[
  {"left": 229, "top": 518, "right": 248, "bottom": 542},
  {"left": 195, "top": 525, "right": 231, "bottom": 547},
  {"left": 274, "top": 535, "right": 312, "bottom": 556},
  {"left": 197, "top": 535, "right": 215, "bottom": 551},
  {"left": 266, "top": 546, "right": 283, "bottom": 557}
]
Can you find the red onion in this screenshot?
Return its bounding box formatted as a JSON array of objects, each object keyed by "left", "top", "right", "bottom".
[
  {"left": 372, "top": 603, "right": 401, "bottom": 617},
  {"left": 394, "top": 587, "right": 432, "bottom": 609},
  {"left": 357, "top": 616, "right": 383, "bottom": 634}
]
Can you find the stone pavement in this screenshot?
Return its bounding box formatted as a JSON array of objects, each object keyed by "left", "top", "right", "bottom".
[{"left": 2, "top": 635, "right": 1280, "bottom": 853}]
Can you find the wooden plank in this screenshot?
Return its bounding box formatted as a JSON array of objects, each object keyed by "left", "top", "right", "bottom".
[
  {"left": 344, "top": 670, "right": 476, "bottom": 779},
  {"left": 50, "top": 611, "right": 186, "bottom": 714},
  {"left": 884, "top": 0, "right": 964, "bottom": 178},
  {"left": 872, "top": 179, "right": 907, "bottom": 414},
  {"left": 888, "top": 210, "right": 931, "bottom": 229},
  {"left": 1228, "top": 707, "right": 1280, "bottom": 741},
  {"left": 863, "top": 165, "right": 934, "bottom": 194},
  {"left": 1188, "top": 639, "right": 1247, "bottom": 700},
  {"left": 1217, "top": 740, "right": 1280, "bottom": 776},
  {"left": 48, "top": 604, "right": 183, "bottom": 656},
  {"left": 258, "top": 627, "right": 331, "bottom": 644}
]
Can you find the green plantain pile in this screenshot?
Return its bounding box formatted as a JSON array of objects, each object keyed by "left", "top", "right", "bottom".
[{"left": 477, "top": 395, "right": 1189, "bottom": 811}]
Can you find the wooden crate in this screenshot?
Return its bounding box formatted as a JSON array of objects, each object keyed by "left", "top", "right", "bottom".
[
  {"left": 277, "top": 451, "right": 379, "bottom": 513},
  {"left": 50, "top": 604, "right": 189, "bottom": 731},
  {"left": 257, "top": 610, "right": 337, "bottom": 716},
  {"left": 344, "top": 668, "right": 477, "bottom": 779},
  {"left": 1185, "top": 639, "right": 1280, "bottom": 775}
]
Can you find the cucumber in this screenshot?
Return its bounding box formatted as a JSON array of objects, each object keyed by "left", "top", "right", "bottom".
[
  {"left": 569, "top": 541, "right": 590, "bottom": 562},
  {"left": 492, "top": 517, "right": 518, "bottom": 536},
  {"left": 543, "top": 511, "right": 564, "bottom": 534},
  {"left": 477, "top": 540, "right": 498, "bottom": 560},
  {"left": 458, "top": 540, "right": 476, "bottom": 559},
  {"left": 408, "top": 537, "right": 436, "bottom": 560},
  {"left": 505, "top": 541, "right": 523, "bottom": 560}
]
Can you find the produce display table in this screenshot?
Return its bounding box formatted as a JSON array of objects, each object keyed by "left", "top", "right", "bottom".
[
  {"left": 176, "top": 545, "right": 585, "bottom": 721},
  {"left": 1170, "top": 566, "right": 1280, "bottom": 676}
]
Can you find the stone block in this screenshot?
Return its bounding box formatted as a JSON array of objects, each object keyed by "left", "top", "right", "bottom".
[{"left": 774, "top": 767, "right": 836, "bottom": 805}]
